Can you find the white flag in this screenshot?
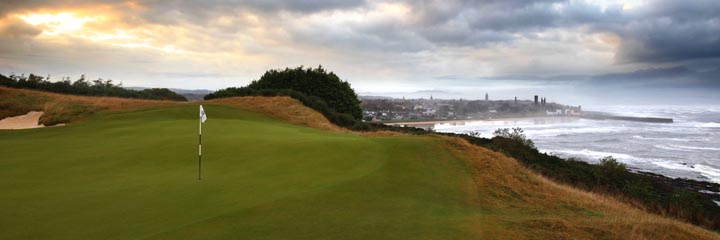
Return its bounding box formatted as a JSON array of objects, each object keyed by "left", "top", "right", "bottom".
[{"left": 200, "top": 105, "right": 207, "bottom": 123}]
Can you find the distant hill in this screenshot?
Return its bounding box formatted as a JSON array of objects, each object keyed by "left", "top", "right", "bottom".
[{"left": 359, "top": 95, "right": 395, "bottom": 100}]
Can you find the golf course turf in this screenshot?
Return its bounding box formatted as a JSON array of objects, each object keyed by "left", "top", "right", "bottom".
[
  {"left": 0, "top": 104, "right": 479, "bottom": 239},
  {"left": 1, "top": 101, "right": 719, "bottom": 239}
]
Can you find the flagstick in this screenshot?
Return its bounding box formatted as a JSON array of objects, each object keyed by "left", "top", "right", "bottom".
[{"left": 198, "top": 109, "right": 202, "bottom": 180}]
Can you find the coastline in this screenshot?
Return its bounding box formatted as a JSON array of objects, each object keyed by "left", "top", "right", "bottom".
[
  {"left": 384, "top": 115, "right": 579, "bottom": 126},
  {"left": 394, "top": 110, "right": 720, "bottom": 205}
]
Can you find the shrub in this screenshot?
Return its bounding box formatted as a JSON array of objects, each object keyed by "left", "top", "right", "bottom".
[
  {"left": 493, "top": 127, "right": 535, "bottom": 148},
  {"left": 207, "top": 66, "right": 361, "bottom": 119},
  {"left": 598, "top": 156, "right": 627, "bottom": 173}
]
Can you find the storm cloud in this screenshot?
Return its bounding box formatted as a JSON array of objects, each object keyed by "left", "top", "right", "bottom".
[{"left": 0, "top": 0, "right": 718, "bottom": 102}]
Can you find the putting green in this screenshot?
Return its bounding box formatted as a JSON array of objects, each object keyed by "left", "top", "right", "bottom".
[{"left": 0, "top": 105, "right": 481, "bottom": 239}]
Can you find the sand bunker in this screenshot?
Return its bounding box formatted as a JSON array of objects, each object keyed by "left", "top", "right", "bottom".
[{"left": 0, "top": 111, "right": 53, "bottom": 130}]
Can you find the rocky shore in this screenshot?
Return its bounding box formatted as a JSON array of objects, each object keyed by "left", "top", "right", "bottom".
[{"left": 636, "top": 171, "right": 720, "bottom": 204}]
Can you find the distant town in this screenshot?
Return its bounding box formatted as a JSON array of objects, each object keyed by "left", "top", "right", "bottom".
[{"left": 360, "top": 93, "right": 582, "bottom": 122}]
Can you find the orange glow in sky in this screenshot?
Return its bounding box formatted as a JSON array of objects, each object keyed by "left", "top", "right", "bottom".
[
  {"left": 15, "top": 11, "right": 187, "bottom": 55},
  {"left": 19, "top": 12, "right": 98, "bottom": 35}
]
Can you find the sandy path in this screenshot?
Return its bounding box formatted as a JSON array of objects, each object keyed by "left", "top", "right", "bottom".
[{"left": 0, "top": 111, "right": 46, "bottom": 130}]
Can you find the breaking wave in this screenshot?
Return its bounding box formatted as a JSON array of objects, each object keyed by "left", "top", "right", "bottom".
[
  {"left": 545, "top": 149, "right": 643, "bottom": 163},
  {"left": 634, "top": 135, "right": 691, "bottom": 142},
  {"left": 436, "top": 105, "right": 720, "bottom": 183},
  {"left": 694, "top": 164, "right": 720, "bottom": 183}
]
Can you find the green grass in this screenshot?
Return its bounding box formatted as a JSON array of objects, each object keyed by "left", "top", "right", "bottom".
[{"left": 0, "top": 104, "right": 481, "bottom": 239}]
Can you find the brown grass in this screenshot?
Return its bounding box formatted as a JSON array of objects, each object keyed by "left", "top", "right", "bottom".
[
  {"left": 209, "top": 97, "right": 411, "bottom": 136},
  {"left": 442, "top": 136, "right": 720, "bottom": 240},
  {"left": 0, "top": 87, "right": 177, "bottom": 125},
  {"left": 357, "top": 130, "right": 408, "bottom": 137},
  {"left": 0, "top": 87, "right": 177, "bottom": 110},
  {"left": 206, "top": 96, "right": 345, "bottom": 132},
  {"left": 0, "top": 88, "right": 344, "bottom": 130}
]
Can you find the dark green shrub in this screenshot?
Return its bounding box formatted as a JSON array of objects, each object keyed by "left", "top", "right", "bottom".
[
  {"left": 599, "top": 156, "right": 627, "bottom": 172},
  {"left": 493, "top": 127, "right": 535, "bottom": 148},
  {"left": 207, "top": 66, "right": 361, "bottom": 119}
]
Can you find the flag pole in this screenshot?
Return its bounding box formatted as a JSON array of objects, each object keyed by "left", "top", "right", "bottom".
[{"left": 198, "top": 106, "right": 202, "bottom": 180}]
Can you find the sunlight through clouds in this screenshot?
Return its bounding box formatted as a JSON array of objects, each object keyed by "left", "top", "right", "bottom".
[
  {"left": 19, "top": 12, "right": 98, "bottom": 35},
  {"left": 16, "top": 10, "right": 188, "bottom": 55}
]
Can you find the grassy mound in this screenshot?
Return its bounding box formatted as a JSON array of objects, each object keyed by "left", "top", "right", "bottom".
[
  {"left": 0, "top": 87, "right": 176, "bottom": 125},
  {"left": 0, "top": 92, "right": 717, "bottom": 239}
]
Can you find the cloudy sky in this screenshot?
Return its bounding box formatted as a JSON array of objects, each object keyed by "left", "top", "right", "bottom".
[{"left": 0, "top": 0, "right": 718, "bottom": 105}]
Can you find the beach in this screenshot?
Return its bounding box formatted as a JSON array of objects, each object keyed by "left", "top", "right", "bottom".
[{"left": 386, "top": 115, "right": 579, "bottom": 128}]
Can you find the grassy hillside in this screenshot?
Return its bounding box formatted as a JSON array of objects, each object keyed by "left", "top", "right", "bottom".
[
  {"left": 0, "top": 92, "right": 718, "bottom": 239},
  {"left": 0, "top": 86, "right": 176, "bottom": 126}
]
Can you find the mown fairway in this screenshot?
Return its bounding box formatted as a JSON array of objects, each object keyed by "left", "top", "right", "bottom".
[{"left": 0, "top": 105, "right": 479, "bottom": 239}]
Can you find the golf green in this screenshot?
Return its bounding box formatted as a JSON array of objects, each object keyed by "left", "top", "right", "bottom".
[{"left": 0, "top": 105, "right": 481, "bottom": 239}]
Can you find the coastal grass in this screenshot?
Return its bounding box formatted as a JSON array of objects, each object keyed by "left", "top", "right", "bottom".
[
  {"left": 0, "top": 87, "right": 50, "bottom": 119},
  {"left": 0, "top": 92, "right": 718, "bottom": 239},
  {"left": 444, "top": 137, "right": 719, "bottom": 239},
  {"left": 0, "top": 87, "right": 175, "bottom": 125}
]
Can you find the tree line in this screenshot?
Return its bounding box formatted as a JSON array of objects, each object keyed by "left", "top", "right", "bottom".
[{"left": 0, "top": 73, "right": 187, "bottom": 101}]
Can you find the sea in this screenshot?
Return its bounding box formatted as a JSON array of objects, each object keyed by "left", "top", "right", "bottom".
[{"left": 426, "top": 105, "right": 720, "bottom": 184}]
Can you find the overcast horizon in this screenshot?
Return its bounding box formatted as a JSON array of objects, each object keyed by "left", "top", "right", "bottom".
[{"left": 1, "top": 0, "right": 719, "bottom": 106}]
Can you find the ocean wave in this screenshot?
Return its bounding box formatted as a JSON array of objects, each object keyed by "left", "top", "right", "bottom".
[
  {"left": 633, "top": 135, "right": 691, "bottom": 142},
  {"left": 652, "top": 144, "right": 720, "bottom": 152},
  {"left": 654, "top": 144, "right": 693, "bottom": 152},
  {"left": 675, "top": 122, "right": 720, "bottom": 128},
  {"left": 648, "top": 161, "right": 720, "bottom": 184},
  {"left": 527, "top": 126, "right": 625, "bottom": 137},
  {"left": 671, "top": 145, "right": 720, "bottom": 151},
  {"left": 439, "top": 105, "right": 720, "bottom": 184},
  {"left": 698, "top": 122, "right": 720, "bottom": 128},
  {"left": 699, "top": 190, "right": 720, "bottom": 195},
  {"left": 546, "top": 149, "right": 642, "bottom": 162},
  {"left": 694, "top": 164, "right": 720, "bottom": 183},
  {"left": 652, "top": 161, "right": 691, "bottom": 171}
]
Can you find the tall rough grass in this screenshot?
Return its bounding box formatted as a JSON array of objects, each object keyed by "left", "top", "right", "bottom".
[
  {"left": 207, "top": 96, "right": 343, "bottom": 132},
  {"left": 0, "top": 87, "right": 176, "bottom": 125},
  {"left": 443, "top": 136, "right": 719, "bottom": 240}
]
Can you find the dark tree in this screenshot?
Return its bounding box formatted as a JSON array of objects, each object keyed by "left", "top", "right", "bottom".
[{"left": 207, "top": 66, "right": 362, "bottom": 119}]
